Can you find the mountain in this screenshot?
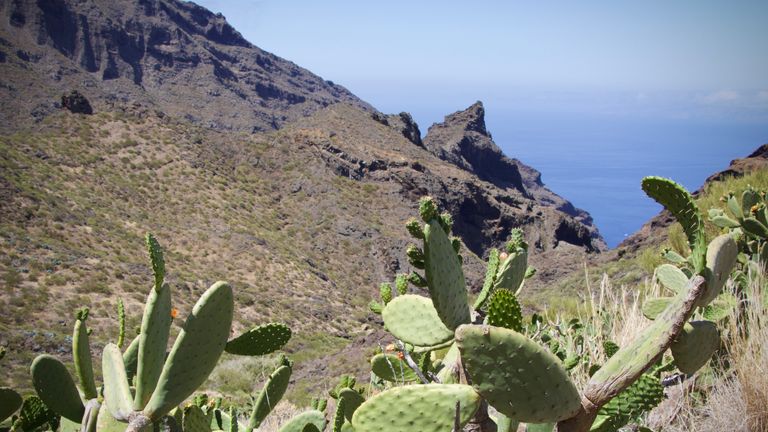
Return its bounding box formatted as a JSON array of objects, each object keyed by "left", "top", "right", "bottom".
[
  {"left": 0, "top": 0, "right": 371, "bottom": 132},
  {"left": 0, "top": 0, "right": 605, "bottom": 397}
]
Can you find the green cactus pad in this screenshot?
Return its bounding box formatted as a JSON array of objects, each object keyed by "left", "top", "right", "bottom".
[
  {"left": 338, "top": 388, "right": 364, "bottom": 421},
  {"left": 247, "top": 364, "right": 292, "bottom": 430},
  {"left": 419, "top": 196, "right": 438, "bottom": 222},
  {"left": 435, "top": 342, "right": 461, "bottom": 384},
  {"left": 332, "top": 396, "right": 346, "bottom": 432},
  {"left": 183, "top": 405, "right": 212, "bottom": 432},
  {"left": 741, "top": 217, "right": 768, "bottom": 238},
  {"left": 30, "top": 354, "right": 84, "bottom": 422},
  {"left": 473, "top": 248, "right": 501, "bottom": 310},
  {"left": 277, "top": 410, "right": 326, "bottom": 432},
  {"left": 405, "top": 218, "right": 424, "bottom": 240},
  {"left": 701, "top": 234, "right": 738, "bottom": 306},
  {"left": 146, "top": 233, "right": 165, "bottom": 291},
  {"left": 423, "top": 219, "right": 471, "bottom": 329},
  {"left": 379, "top": 282, "right": 394, "bottom": 304},
  {"left": 641, "top": 297, "right": 673, "bottom": 320},
  {"left": 102, "top": 343, "right": 133, "bottom": 421},
  {"left": 95, "top": 401, "right": 128, "bottom": 432},
  {"left": 493, "top": 248, "right": 528, "bottom": 294},
  {"left": 641, "top": 177, "right": 705, "bottom": 271},
  {"left": 352, "top": 384, "right": 479, "bottom": 432},
  {"left": 370, "top": 353, "right": 418, "bottom": 383},
  {"left": 702, "top": 293, "right": 738, "bottom": 321},
  {"left": 741, "top": 187, "right": 761, "bottom": 217},
  {"left": 381, "top": 294, "right": 454, "bottom": 347},
  {"left": 592, "top": 373, "right": 664, "bottom": 432},
  {"left": 10, "top": 396, "right": 59, "bottom": 432},
  {"left": 709, "top": 209, "right": 740, "bottom": 229},
  {"left": 122, "top": 335, "right": 140, "bottom": 379},
  {"left": 455, "top": 325, "right": 581, "bottom": 423},
  {"left": 134, "top": 281, "right": 172, "bottom": 410},
  {"left": 487, "top": 288, "right": 523, "bottom": 331},
  {"left": 671, "top": 321, "right": 720, "bottom": 374},
  {"left": 656, "top": 264, "right": 688, "bottom": 294},
  {"left": 73, "top": 318, "right": 98, "bottom": 400},
  {"left": 0, "top": 387, "right": 22, "bottom": 423},
  {"left": 493, "top": 414, "right": 519, "bottom": 432},
  {"left": 225, "top": 322, "right": 292, "bottom": 356},
  {"left": 144, "top": 281, "right": 234, "bottom": 420}
]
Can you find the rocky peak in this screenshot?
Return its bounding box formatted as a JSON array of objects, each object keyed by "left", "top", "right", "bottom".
[{"left": 423, "top": 101, "right": 526, "bottom": 194}]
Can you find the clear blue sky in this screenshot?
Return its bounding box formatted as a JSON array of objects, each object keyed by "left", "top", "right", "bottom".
[
  {"left": 193, "top": 1, "right": 768, "bottom": 247},
  {"left": 194, "top": 1, "right": 768, "bottom": 118}
]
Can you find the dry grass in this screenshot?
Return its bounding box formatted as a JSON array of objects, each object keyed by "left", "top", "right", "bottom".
[{"left": 666, "top": 271, "right": 768, "bottom": 432}]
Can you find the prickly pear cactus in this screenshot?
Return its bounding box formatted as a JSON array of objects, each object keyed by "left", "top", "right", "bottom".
[
  {"left": 381, "top": 294, "right": 454, "bottom": 347},
  {"left": 277, "top": 410, "right": 325, "bottom": 432},
  {"left": 486, "top": 288, "right": 523, "bottom": 332},
  {"left": 30, "top": 354, "right": 84, "bottom": 422},
  {"left": 670, "top": 321, "right": 720, "bottom": 374},
  {"left": 351, "top": 384, "right": 481, "bottom": 432},
  {"left": 456, "top": 325, "right": 581, "bottom": 423},
  {"left": 700, "top": 234, "right": 738, "bottom": 306},
  {"left": 246, "top": 361, "right": 292, "bottom": 431},
  {"left": 590, "top": 373, "right": 664, "bottom": 432},
  {"left": 370, "top": 353, "right": 418, "bottom": 383},
  {"left": 225, "top": 322, "right": 292, "bottom": 356},
  {"left": 0, "top": 387, "right": 22, "bottom": 423}
]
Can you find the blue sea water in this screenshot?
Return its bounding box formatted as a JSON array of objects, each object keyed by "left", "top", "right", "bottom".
[
  {"left": 385, "top": 99, "right": 768, "bottom": 248},
  {"left": 484, "top": 111, "right": 768, "bottom": 248}
]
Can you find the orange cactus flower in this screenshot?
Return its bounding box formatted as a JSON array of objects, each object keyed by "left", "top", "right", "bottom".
[
  {"left": 397, "top": 352, "right": 405, "bottom": 360},
  {"left": 170, "top": 308, "right": 179, "bottom": 319},
  {"left": 751, "top": 204, "right": 760, "bottom": 214}
]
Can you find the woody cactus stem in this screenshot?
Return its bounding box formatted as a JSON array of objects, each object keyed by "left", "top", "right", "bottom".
[{"left": 556, "top": 275, "right": 706, "bottom": 432}]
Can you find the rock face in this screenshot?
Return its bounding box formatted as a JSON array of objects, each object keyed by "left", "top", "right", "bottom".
[
  {"left": 0, "top": 0, "right": 371, "bottom": 132},
  {"left": 424, "top": 102, "right": 526, "bottom": 193},
  {"left": 423, "top": 102, "right": 604, "bottom": 254},
  {"left": 61, "top": 90, "right": 93, "bottom": 114}
]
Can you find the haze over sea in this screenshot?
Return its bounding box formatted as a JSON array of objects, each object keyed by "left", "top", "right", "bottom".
[{"left": 195, "top": 0, "right": 768, "bottom": 248}]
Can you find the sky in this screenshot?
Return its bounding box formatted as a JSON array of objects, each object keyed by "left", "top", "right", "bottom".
[{"left": 193, "top": 0, "right": 768, "bottom": 247}]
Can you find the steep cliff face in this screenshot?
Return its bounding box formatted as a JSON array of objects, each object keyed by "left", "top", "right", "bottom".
[
  {"left": 0, "top": 0, "right": 371, "bottom": 132},
  {"left": 422, "top": 102, "right": 605, "bottom": 255}
]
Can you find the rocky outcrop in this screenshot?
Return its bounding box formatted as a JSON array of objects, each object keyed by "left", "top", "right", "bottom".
[
  {"left": 0, "top": 0, "right": 371, "bottom": 132},
  {"left": 422, "top": 102, "right": 603, "bottom": 250},
  {"left": 61, "top": 90, "right": 93, "bottom": 114},
  {"left": 424, "top": 101, "right": 526, "bottom": 193}
]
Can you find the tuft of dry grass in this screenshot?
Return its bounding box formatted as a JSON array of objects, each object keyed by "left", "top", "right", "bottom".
[{"left": 667, "top": 271, "right": 768, "bottom": 432}]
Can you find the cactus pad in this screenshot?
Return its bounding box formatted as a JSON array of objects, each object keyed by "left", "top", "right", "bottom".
[
  {"left": 641, "top": 297, "right": 672, "bottom": 320},
  {"left": 183, "top": 405, "right": 212, "bottom": 432},
  {"left": 671, "top": 321, "right": 720, "bottom": 374},
  {"left": 338, "top": 388, "right": 365, "bottom": 421},
  {"left": 351, "top": 384, "right": 480, "bottom": 432},
  {"left": 144, "top": 281, "right": 234, "bottom": 420},
  {"left": 0, "top": 387, "right": 22, "bottom": 423},
  {"left": 381, "top": 294, "right": 454, "bottom": 347},
  {"left": 487, "top": 288, "right": 523, "bottom": 331},
  {"left": 592, "top": 373, "right": 664, "bottom": 432},
  {"left": 641, "top": 177, "right": 706, "bottom": 271},
  {"left": 134, "top": 281, "right": 172, "bottom": 410},
  {"left": 423, "top": 219, "right": 471, "bottom": 329},
  {"left": 10, "top": 396, "right": 59, "bottom": 432},
  {"left": 656, "top": 264, "right": 688, "bottom": 294},
  {"left": 247, "top": 364, "right": 292, "bottom": 430},
  {"left": 30, "top": 354, "right": 85, "bottom": 422},
  {"left": 102, "top": 343, "right": 133, "bottom": 421},
  {"left": 146, "top": 232, "right": 165, "bottom": 291},
  {"left": 225, "top": 322, "right": 292, "bottom": 356},
  {"left": 701, "top": 234, "right": 738, "bottom": 306},
  {"left": 73, "top": 317, "right": 98, "bottom": 400},
  {"left": 473, "top": 248, "right": 501, "bottom": 309},
  {"left": 493, "top": 247, "right": 528, "bottom": 294},
  {"left": 455, "top": 325, "right": 581, "bottom": 423},
  {"left": 370, "top": 353, "right": 418, "bottom": 383},
  {"left": 277, "top": 410, "right": 326, "bottom": 432}
]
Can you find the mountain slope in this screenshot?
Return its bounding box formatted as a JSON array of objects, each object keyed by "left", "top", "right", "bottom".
[
  {"left": 0, "top": 0, "right": 606, "bottom": 396},
  {"left": 0, "top": 0, "right": 370, "bottom": 132}
]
